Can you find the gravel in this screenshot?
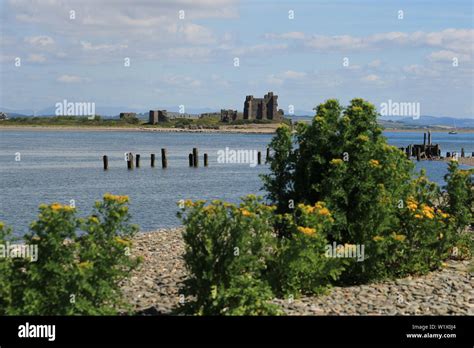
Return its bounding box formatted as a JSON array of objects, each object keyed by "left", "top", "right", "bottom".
[{"left": 120, "top": 228, "right": 473, "bottom": 315}]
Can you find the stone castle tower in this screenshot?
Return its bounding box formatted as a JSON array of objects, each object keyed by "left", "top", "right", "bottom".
[{"left": 243, "top": 92, "right": 283, "bottom": 120}]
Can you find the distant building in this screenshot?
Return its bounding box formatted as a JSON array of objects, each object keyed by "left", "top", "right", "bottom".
[
  {"left": 0, "top": 112, "right": 8, "bottom": 120},
  {"left": 149, "top": 109, "right": 199, "bottom": 123},
  {"left": 149, "top": 110, "right": 159, "bottom": 124},
  {"left": 119, "top": 112, "right": 136, "bottom": 119},
  {"left": 220, "top": 109, "right": 239, "bottom": 122},
  {"left": 243, "top": 92, "right": 284, "bottom": 121}
]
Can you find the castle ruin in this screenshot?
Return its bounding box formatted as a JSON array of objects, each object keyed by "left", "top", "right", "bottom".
[{"left": 243, "top": 92, "right": 284, "bottom": 121}]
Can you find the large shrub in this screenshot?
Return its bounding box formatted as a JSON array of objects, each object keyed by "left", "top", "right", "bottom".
[
  {"left": 0, "top": 194, "right": 140, "bottom": 315},
  {"left": 262, "top": 98, "right": 470, "bottom": 283}
]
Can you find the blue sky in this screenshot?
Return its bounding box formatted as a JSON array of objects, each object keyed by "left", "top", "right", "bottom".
[{"left": 1, "top": 0, "right": 473, "bottom": 117}]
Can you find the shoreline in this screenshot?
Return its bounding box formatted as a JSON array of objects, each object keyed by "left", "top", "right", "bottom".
[
  {"left": 1, "top": 124, "right": 474, "bottom": 134},
  {"left": 0, "top": 124, "right": 279, "bottom": 134},
  {"left": 122, "top": 228, "right": 472, "bottom": 315}
]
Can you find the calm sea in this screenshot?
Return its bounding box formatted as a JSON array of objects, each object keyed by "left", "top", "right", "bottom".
[{"left": 0, "top": 130, "right": 472, "bottom": 236}]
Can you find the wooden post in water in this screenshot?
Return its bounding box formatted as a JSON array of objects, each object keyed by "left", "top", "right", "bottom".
[
  {"left": 127, "top": 152, "right": 134, "bottom": 169},
  {"left": 135, "top": 154, "right": 140, "bottom": 168},
  {"left": 416, "top": 148, "right": 421, "bottom": 161},
  {"left": 257, "top": 151, "right": 262, "bottom": 165},
  {"left": 461, "top": 148, "right": 465, "bottom": 158},
  {"left": 193, "top": 148, "right": 198, "bottom": 167},
  {"left": 103, "top": 155, "right": 108, "bottom": 170},
  {"left": 266, "top": 147, "right": 270, "bottom": 163},
  {"left": 204, "top": 153, "right": 208, "bottom": 167},
  {"left": 446, "top": 152, "right": 451, "bottom": 158},
  {"left": 423, "top": 133, "right": 426, "bottom": 146},
  {"left": 428, "top": 131, "right": 432, "bottom": 145},
  {"left": 189, "top": 153, "right": 193, "bottom": 167},
  {"left": 151, "top": 154, "right": 155, "bottom": 167},
  {"left": 161, "top": 148, "right": 167, "bottom": 168}
]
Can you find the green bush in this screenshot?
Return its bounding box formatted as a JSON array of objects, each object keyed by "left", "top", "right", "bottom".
[
  {"left": 0, "top": 194, "right": 140, "bottom": 315},
  {"left": 177, "top": 196, "right": 281, "bottom": 315},
  {"left": 262, "top": 98, "right": 469, "bottom": 283},
  {"left": 273, "top": 202, "right": 349, "bottom": 296}
]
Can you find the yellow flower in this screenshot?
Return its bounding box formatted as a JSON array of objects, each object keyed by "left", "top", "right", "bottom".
[
  {"left": 297, "top": 226, "right": 316, "bottom": 236},
  {"left": 369, "top": 159, "right": 380, "bottom": 167},
  {"left": 357, "top": 135, "right": 369, "bottom": 142},
  {"left": 298, "top": 204, "right": 313, "bottom": 214},
  {"left": 414, "top": 214, "right": 423, "bottom": 219},
  {"left": 203, "top": 206, "right": 216, "bottom": 214},
  {"left": 440, "top": 213, "right": 449, "bottom": 219},
  {"left": 420, "top": 204, "right": 435, "bottom": 219},
  {"left": 392, "top": 234, "right": 406, "bottom": 242},
  {"left": 89, "top": 216, "right": 99, "bottom": 224},
  {"left": 50, "top": 203, "right": 74, "bottom": 212},
  {"left": 240, "top": 209, "right": 253, "bottom": 217},
  {"left": 438, "top": 233, "right": 444, "bottom": 240},
  {"left": 183, "top": 199, "right": 194, "bottom": 208},
  {"left": 318, "top": 207, "right": 331, "bottom": 216},
  {"left": 373, "top": 235, "right": 384, "bottom": 242},
  {"left": 103, "top": 193, "right": 129, "bottom": 204},
  {"left": 330, "top": 158, "right": 343, "bottom": 165},
  {"left": 0, "top": 222, "right": 4, "bottom": 229}
]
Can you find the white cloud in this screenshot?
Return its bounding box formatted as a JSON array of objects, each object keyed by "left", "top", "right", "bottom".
[
  {"left": 282, "top": 70, "right": 307, "bottom": 79},
  {"left": 361, "top": 74, "right": 380, "bottom": 82},
  {"left": 265, "top": 29, "right": 474, "bottom": 60},
  {"left": 429, "top": 50, "right": 470, "bottom": 62},
  {"left": 80, "top": 41, "right": 128, "bottom": 52},
  {"left": 57, "top": 75, "right": 88, "bottom": 83},
  {"left": 24, "top": 36, "right": 54, "bottom": 46}
]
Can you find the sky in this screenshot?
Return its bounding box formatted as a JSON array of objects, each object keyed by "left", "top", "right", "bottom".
[{"left": 0, "top": 0, "right": 473, "bottom": 117}]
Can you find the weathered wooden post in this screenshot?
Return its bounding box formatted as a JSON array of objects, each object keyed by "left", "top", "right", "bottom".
[
  {"left": 416, "top": 147, "right": 421, "bottom": 161},
  {"left": 257, "top": 151, "right": 262, "bottom": 165},
  {"left": 405, "top": 147, "right": 410, "bottom": 158},
  {"left": 266, "top": 147, "right": 270, "bottom": 163},
  {"left": 127, "top": 152, "right": 134, "bottom": 169},
  {"left": 408, "top": 144, "right": 413, "bottom": 157},
  {"left": 204, "top": 153, "right": 208, "bottom": 167},
  {"left": 447, "top": 152, "right": 451, "bottom": 158},
  {"left": 188, "top": 153, "right": 193, "bottom": 167},
  {"left": 423, "top": 133, "right": 426, "bottom": 146},
  {"left": 151, "top": 154, "right": 155, "bottom": 167},
  {"left": 193, "top": 148, "right": 198, "bottom": 167},
  {"left": 135, "top": 154, "right": 140, "bottom": 168},
  {"left": 161, "top": 148, "right": 167, "bottom": 168},
  {"left": 103, "top": 155, "right": 108, "bottom": 170},
  {"left": 428, "top": 131, "right": 431, "bottom": 145},
  {"left": 461, "top": 148, "right": 465, "bottom": 158}
]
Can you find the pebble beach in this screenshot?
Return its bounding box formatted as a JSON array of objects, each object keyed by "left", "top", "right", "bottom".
[{"left": 121, "top": 228, "right": 473, "bottom": 316}]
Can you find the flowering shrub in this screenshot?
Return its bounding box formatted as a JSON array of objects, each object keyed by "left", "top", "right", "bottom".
[
  {"left": 0, "top": 194, "right": 140, "bottom": 315},
  {"left": 263, "top": 98, "right": 471, "bottom": 283},
  {"left": 273, "top": 202, "right": 348, "bottom": 296},
  {"left": 177, "top": 196, "right": 281, "bottom": 315}
]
